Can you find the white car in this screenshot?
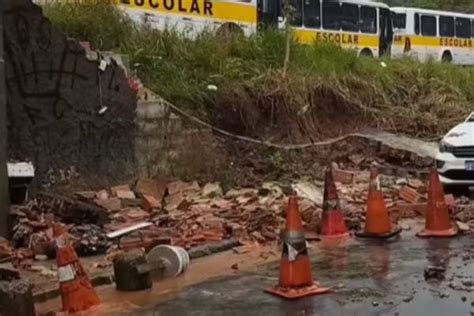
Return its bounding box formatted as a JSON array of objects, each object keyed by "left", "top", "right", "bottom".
[{"left": 437, "top": 112, "right": 474, "bottom": 187}]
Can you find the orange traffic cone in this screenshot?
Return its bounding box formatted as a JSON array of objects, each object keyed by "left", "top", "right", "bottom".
[
  {"left": 320, "top": 168, "right": 349, "bottom": 238},
  {"left": 54, "top": 224, "right": 101, "bottom": 313},
  {"left": 356, "top": 168, "right": 402, "bottom": 239},
  {"left": 417, "top": 169, "right": 458, "bottom": 238},
  {"left": 265, "top": 195, "right": 329, "bottom": 299}
]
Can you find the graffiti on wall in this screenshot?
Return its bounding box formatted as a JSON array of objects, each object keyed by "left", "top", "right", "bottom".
[{"left": 3, "top": 0, "right": 137, "bottom": 186}]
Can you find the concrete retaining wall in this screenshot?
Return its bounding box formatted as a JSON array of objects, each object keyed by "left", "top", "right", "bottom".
[{"left": 136, "top": 91, "right": 219, "bottom": 181}]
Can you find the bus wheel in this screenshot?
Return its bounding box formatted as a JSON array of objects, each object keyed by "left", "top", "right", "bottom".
[
  {"left": 359, "top": 49, "right": 373, "bottom": 58},
  {"left": 216, "top": 23, "right": 244, "bottom": 38},
  {"left": 441, "top": 51, "right": 452, "bottom": 63}
]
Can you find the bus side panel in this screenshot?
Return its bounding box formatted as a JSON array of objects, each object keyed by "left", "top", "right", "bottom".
[
  {"left": 117, "top": 0, "right": 258, "bottom": 35},
  {"left": 391, "top": 35, "right": 406, "bottom": 59},
  {"left": 391, "top": 34, "right": 474, "bottom": 64},
  {"left": 293, "top": 29, "right": 379, "bottom": 57}
]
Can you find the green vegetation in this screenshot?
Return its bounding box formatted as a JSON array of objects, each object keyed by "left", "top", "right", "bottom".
[
  {"left": 43, "top": 0, "right": 132, "bottom": 50},
  {"left": 43, "top": 1, "right": 473, "bottom": 139}
]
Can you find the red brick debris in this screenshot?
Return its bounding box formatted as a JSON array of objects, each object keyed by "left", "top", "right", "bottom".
[{"left": 3, "top": 165, "right": 474, "bottom": 269}]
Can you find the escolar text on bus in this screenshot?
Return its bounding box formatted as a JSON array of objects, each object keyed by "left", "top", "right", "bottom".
[
  {"left": 120, "top": 0, "right": 214, "bottom": 16},
  {"left": 440, "top": 38, "right": 473, "bottom": 48},
  {"left": 315, "top": 32, "right": 360, "bottom": 45}
]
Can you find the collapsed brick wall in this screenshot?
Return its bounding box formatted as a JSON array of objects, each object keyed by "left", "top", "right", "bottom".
[{"left": 3, "top": 0, "right": 137, "bottom": 188}]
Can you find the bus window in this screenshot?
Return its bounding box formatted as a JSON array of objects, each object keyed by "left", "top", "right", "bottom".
[
  {"left": 456, "top": 18, "right": 471, "bottom": 38},
  {"left": 322, "top": 2, "right": 341, "bottom": 30},
  {"left": 392, "top": 13, "right": 406, "bottom": 29},
  {"left": 360, "top": 6, "right": 376, "bottom": 34},
  {"left": 304, "top": 0, "right": 320, "bottom": 28},
  {"left": 414, "top": 13, "right": 420, "bottom": 35},
  {"left": 421, "top": 15, "right": 436, "bottom": 36},
  {"left": 472, "top": 19, "right": 474, "bottom": 38},
  {"left": 439, "top": 16, "right": 455, "bottom": 37},
  {"left": 341, "top": 3, "right": 359, "bottom": 32},
  {"left": 288, "top": 0, "right": 303, "bottom": 26}
]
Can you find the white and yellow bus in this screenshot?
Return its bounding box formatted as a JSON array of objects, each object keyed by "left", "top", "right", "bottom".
[
  {"left": 116, "top": 0, "right": 393, "bottom": 57},
  {"left": 116, "top": 0, "right": 259, "bottom": 36},
  {"left": 391, "top": 7, "right": 474, "bottom": 64},
  {"left": 286, "top": 0, "right": 392, "bottom": 57}
]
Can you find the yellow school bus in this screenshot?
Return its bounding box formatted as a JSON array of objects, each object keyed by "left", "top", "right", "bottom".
[
  {"left": 391, "top": 7, "right": 474, "bottom": 64},
  {"left": 287, "top": 0, "right": 392, "bottom": 57},
  {"left": 116, "top": 0, "right": 393, "bottom": 57}
]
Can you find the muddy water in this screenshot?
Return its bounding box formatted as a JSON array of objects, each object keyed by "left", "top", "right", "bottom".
[
  {"left": 35, "top": 243, "right": 280, "bottom": 315},
  {"left": 147, "top": 233, "right": 474, "bottom": 316}
]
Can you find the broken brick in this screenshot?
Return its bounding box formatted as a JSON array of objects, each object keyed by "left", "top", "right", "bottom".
[
  {"left": 142, "top": 195, "right": 161, "bottom": 213},
  {"left": 189, "top": 235, "right": 206, "bottom": 242},
  {"left": 399, "top": 186, "right": 422, "bottom": 204},
  {"left": 391, "top": 202, "right": 427, "bottom": 217},
  {"left": 408, "top": 179, "right": 425, "bottom": 190},
  {"left": 226, "top": 223, "right": 244, "bottom": 236},
  {"left": 167, "top": 180, "right": 187, "bottom": 196},
  {"left": 116, "top": 190, "right": 136, "bottom": 200},
  {"left": 236, "top": 195, "right": 258, "bottom": 205},
  {"left": 202, "top": 216, "right": 225, "bottom": 230},
  {"left": 126, "top": 208, "right": 150, "bottom": 221},
  {"left": 135, "top": 179, "right": 167, "bottom": 201},
  {"left": 164, "top": 193, "right": 190, "bottom": 212},
  {"left": 183, "top": 181, "right": 201, "bottom": 195},
  {"left": 121, "top": 198, "right": 143, "bottom": 208},
  {"left": 332, "top": 168, "right": 355, "bottom": 184},
  {"left": 225, "top": 188, "right": 257, "bottom": 199},
  {"left": 95, "top": 197, "right": 121, "bottom": 212},
  {"left": 111, "top": 185, "right": 131, "bottom": 197}
]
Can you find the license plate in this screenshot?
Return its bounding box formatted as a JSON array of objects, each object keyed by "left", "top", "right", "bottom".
[{"left": 466, "top": 161, "right": 474, "bottom": 171}]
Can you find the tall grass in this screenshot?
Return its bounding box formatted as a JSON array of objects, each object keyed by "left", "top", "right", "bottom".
[
  {"left": 43, "top": 0, "right": 132, "bottom": 50},
  {"left": 43, "top": 1, "right": 474, "bottom": 137}
]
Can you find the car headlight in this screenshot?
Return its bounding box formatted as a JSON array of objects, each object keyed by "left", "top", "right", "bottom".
[{"left": 439, "top": 141, "right": 455, "bottom": 153}]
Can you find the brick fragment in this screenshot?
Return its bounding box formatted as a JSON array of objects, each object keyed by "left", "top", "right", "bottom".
[
  {"left": 399, "top": 186, "right": 422, "bottom": 203},
  {"left": 95, "top": 197, "right": 121, "bottom": 212},
  {"left": 332, "top": 168, "right": 355, "bottom": 184},
  {"left": 142, "top": 194, "right": 161, "bottom": 213},
  {"left": 116, "top": 190, "right": 136, "bottom": 200},
  {"left": 111, "top": 185, "right": 131, "bottom": 197}
]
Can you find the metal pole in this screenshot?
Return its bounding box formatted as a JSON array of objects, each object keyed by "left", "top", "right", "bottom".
[{"left": 0, "top": 1, "right": 11, "bottom": 238}]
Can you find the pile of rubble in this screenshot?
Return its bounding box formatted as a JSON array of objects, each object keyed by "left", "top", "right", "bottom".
[{"left": 4, "top": 165, "right": 474, "bottom": 262}]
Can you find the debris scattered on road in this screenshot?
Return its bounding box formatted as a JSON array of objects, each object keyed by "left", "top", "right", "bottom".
[
  {"left": 424, "top": 266, "right": 447, "bottom": 281},
  {"left": 4, "top": 165, "right": 473, "bottom": 279}
]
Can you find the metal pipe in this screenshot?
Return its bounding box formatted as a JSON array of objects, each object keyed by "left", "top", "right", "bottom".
[{"left": 0, "top": 1, "right": 11, "bottom": 238}]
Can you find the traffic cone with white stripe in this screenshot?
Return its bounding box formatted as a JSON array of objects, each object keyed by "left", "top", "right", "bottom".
[
  {"left": 356, "top": 168, "right": 402, "bottom": 239},
  {"left": 54, "top": 224, "right": 100, "bottom": 313},
  {"left": 265, "top": 195, "right": 329, "bottom": 299},
  {"left": 320, "top": 167, "right": 349, "bottom": 238}
]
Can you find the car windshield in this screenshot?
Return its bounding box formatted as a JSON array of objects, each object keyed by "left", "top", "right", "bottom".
[{"left": 468, "top": 112, "right": 474, "bottom": 122}]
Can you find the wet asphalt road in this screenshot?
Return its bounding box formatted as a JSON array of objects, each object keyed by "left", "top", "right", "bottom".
[{"left": 139, "top": 232, "right": 474, "bottom": 316}]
